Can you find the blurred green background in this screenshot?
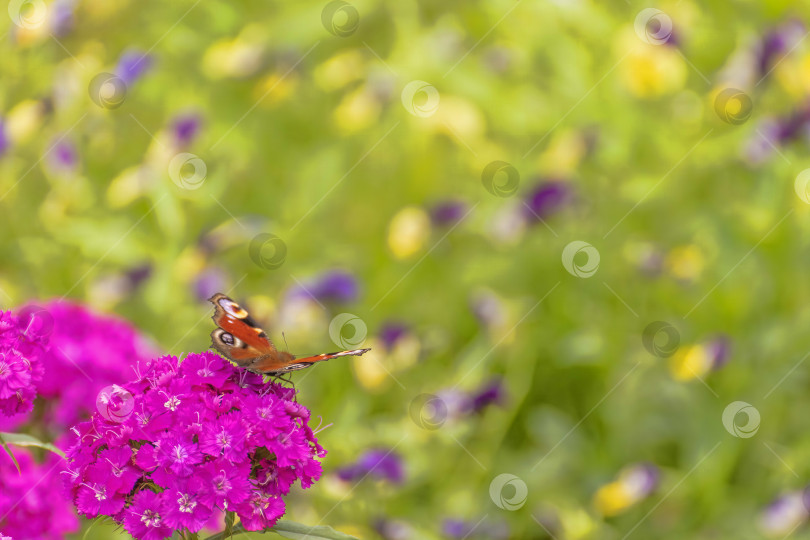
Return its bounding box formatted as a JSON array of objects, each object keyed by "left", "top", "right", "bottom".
[{"left": 5, "top": 0, "right": 810, "bottom": 538}]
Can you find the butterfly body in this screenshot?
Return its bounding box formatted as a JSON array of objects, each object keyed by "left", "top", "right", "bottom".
[{"left": 209, "top": 293, "right": 370, "bottom": 375}]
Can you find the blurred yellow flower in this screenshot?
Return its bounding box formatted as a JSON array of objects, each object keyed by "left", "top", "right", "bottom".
[
  {"left": 314, "top": 50, "right": 366, "bottom": 91},
  {"left": 617, "top": 31, "right": 687, "bottom": 98},
  {"left": 538, "top": 130, "right": 586, "bottom": 176},
  {"left": 559, "top": 507, "right": 596, "bottom": 539},
  {"left": 425, "top": 95, "right": 486, "bottom": 141},
  {"left": 333, "top": 87, "right": 380, "bottom": 133},
  {"left": 7, "top": 100, "right": 48, "bottom": 144},
  {"left": 595, "top": 463, "right": 659, "bottom": 516},
  {"left": 388, "top": 206, "right": 431, "bottom": 259},
  {"left": 107, "top": 165, "right": 155, "bottom": 207},
  {"left": 594, "top": 481, "right": 634, "bottom": 516},
  {"left": 386, "top": 333, "right": 420, "bottom": 372},
  {"left": 202, "top": 33, "right": 264, "bottom": 79},
  {"left": 665, "top": 245, "right": 703, "bottom": 281},
  {"left": 352, "top": 342, "right": 391, "bottom": 391},
  {"left": 172, "top": 247, "right": 206, "bottom": 284},
  {"left": 669, "top": 343, "right": 711, "bottom": 381},
  {"left": 255, "top": 71, "right": 299, "bottom": 108}
]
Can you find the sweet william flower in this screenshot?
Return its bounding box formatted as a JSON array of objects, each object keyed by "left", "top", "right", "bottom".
[
  {"left": 0, "top": 310, "right": 47, "bottom": 417},
  {"left": 0, "top": 300, "right": 157, "bottom": 433},
  {"left": 0, "top": 449, "right": 79, "bottom": 539},
  {"left": 124, "top": 490, "right": 173, "bottom": 540},
  {"left": 64, "top": 352, "right": 326, "bottom": 539}
]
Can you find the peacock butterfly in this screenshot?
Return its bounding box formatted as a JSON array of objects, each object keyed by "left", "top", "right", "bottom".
[{"left": 209, "top": 293, "right": 370, "bottom": 375}]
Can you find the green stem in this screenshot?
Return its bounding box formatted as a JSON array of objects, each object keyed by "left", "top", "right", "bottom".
[{"left": 205, "top": 520, "right": 359, "bottom": 540}]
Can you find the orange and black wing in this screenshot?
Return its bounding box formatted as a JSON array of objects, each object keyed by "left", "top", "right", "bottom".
[{"left": 209, "top": 293, "right": 277, "bottom": 369}]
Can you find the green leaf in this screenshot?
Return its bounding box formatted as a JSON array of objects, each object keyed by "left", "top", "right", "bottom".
[
  {"left": 82, "top": 516, "right": 114, "bottom": 540},
  {"left": 0, "top": 431, "right": 65, "bottom": 458},
  {"left": 271, "top": 521, "right": 359, "bottom": 540},
  {"left": 0, "top": 432, "right": 21, "bottom": 474},
  {"left": 205, "top": 521, "right": 359, "bottom": 540}
]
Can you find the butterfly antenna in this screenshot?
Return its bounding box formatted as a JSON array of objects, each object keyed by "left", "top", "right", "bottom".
[{"left": 282, "top": 331, "right": 290, "bottom": 352}]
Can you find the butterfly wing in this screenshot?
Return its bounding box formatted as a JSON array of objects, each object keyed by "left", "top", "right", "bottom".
[
  {"left": 209, "top": 293, "right": 277, "bottom": 369},
  {"left": 278, "top": 348, "right": 372, "bottom": 372}
]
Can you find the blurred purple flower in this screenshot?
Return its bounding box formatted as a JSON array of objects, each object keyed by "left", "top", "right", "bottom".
[
  {"left": 757, "top": 19, "right": 806, "bottom": 78},
  {"left": 126, "top": 263, "right": 152, "bottom": 289},
  {"left": 469, "top": 379, "right": 505, "bottom": 413},
  {"left": 50, "top": 0, "right": 76, "bottom": 36},
  {"left": 705, "top": 335, "right": 730, "bottom": 370},
  {"left": 336, "top": 449, "right": 404, "bottom": 484},
  {"left": 430, "top": 200, "right": 468, "bottom": 226},
  {"left": 46, "top": 137, "right": 79, "bottom": 176},
  {"left": 0, "top": 120, "right": 9, "bottom": 157},
  {"left": 0, "top": 449, "right": 79, "bottom": 539},
  {"left": 374, "top": 517, "right": 413, "bottom": 540},
  {"left": 523, "top": 180, "right": 572, "bottom": 223},
  {"left": 442, "top": 518, "right": 509, "bottom": 539},
  {"left": 662, "top": 27, "right": 680, "bottom": 47},
  {"left": 760, "top": 490, "right": 808, "bottom": 536},
  {"left": 470, "top": 290, "right": 507, "bottom": 332},
  {"left": 289, "top": 270, "right": 359, "bottom": 304},
  {"left": 115, "top": 50, "right": 153, "bottom": 86},
  {"left": 623, "top": 463, "right": 659, "bottom": 497},
  {"left": 442, "top": 519, "right": 470, "bottom": 538},
  {"left": 193, "top": 267, "right": 229, "bottom": 302},
  {"left": 378, "top": 321, "right": 409, "bottom": 349},
  {"left": 745, "top": 104, "right": 810, "bottom": 164},
  {"left": 171, "top": 113, "right": 203, "bottom": 147}
]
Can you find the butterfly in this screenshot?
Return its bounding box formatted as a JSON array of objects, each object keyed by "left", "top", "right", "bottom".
[{"left": 209, "top": 293, "right": 371, "bottom": 375}]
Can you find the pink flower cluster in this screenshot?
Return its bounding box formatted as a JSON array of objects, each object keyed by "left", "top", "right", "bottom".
[
  {"left": 0, "top": 310, "right": 47, "bottom": 416},
  {"left": 0, "top": 449, "right": 79, "bottom": 539},
  {"left": 31, "top": 300, "right": 157, "bottom": 430},
  {"left": 63, "top": 352, "right": 325, "bottom": 539}
]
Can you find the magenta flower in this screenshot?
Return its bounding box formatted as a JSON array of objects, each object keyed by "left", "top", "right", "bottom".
[
  {"left": 0, "top": 449, "right": 79, "bottom": 539},
  {"left": 123, "top": 490, "right": 173, "bottom": 540},
  {"left": 64, "top": 352, "right": 326, "bottom": 539},
  {"left": 0, "top": 310, "right": 47, "bottom": 417},
  {"left": 14, "top": 300, "right": 157, "bottom": 432}
]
